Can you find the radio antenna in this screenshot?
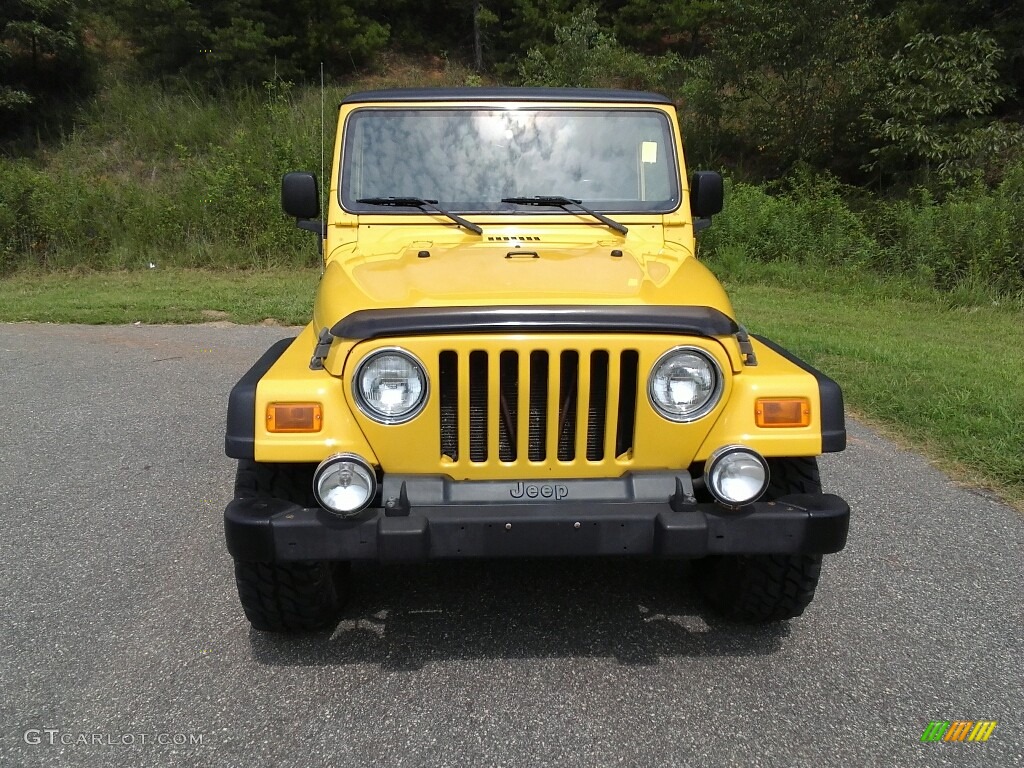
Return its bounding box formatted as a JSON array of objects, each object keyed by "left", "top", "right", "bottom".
[
  {"left": 320, "top": 61, "right": 326, "bottom": 218},
  {"left": 320, "top": 61, "right": 326, "bottom": 270}
]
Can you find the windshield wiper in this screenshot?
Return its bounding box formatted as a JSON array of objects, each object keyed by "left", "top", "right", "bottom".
[
  {"left": 356, "top": 197, "right": 483, "bottom": 235},
  {"left": 501, "top": 196, "right": 628, "bottom": 235}
]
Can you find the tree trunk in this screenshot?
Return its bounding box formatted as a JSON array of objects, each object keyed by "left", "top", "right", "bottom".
[{"left": 473, "top": 1, "right": 483, "bottom": 72}]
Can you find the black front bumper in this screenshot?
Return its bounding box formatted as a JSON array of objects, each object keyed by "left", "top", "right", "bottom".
[{"left": 224, "top": 493, "right": 850, "bottom": 563}]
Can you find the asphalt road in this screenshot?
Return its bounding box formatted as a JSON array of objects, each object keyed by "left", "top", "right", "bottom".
[{"left": 1, "top": 323, "right": 1020, "bottom": 768}]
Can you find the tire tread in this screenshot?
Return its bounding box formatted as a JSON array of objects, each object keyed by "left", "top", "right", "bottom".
[
  {"left": 695, "top": 456, "right": 826, "bottom": 623},
  {"left": 231, "top": 460, "right": 344, "bottom": 632}
]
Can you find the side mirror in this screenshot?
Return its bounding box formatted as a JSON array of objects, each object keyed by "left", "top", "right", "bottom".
[
  {"left": 690, "top": 171, "right": 724, "bottom": 219},
  {"left": 282, "top": 172, "right": 320, "bottom": 220}
]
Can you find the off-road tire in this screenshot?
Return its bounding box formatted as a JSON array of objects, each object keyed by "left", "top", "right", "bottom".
[
  {"left": 764, "top": 455, "right": 821, "bottom": 498},
  {"left": 231, "top": 460, "right": 347, "bottom": 632},
  {"left": 234, "top": 459, "right": 317, "bottom": 506},
  {"left": 694, "top": 457, "right": 825, "bottom": 623},
  {"left": 233, "top": 559, "right": 348, "bottom": 632}
]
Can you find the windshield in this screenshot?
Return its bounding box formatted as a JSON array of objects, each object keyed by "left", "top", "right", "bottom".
[{"left": 341, "top": 107, "right": 680, "bottom": 214}]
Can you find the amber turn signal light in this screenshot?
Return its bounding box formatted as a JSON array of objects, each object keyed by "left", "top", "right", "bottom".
[
  {"left": 755, "top": 398, "right": 810, "bottom": 428},
  {"left": 267, "top": 403, "right": 322, "bottom": 432}
]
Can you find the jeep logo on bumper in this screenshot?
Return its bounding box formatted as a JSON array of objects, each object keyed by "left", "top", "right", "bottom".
[{"left": 510, "top": 482, "right": 569, "bottom": 500}]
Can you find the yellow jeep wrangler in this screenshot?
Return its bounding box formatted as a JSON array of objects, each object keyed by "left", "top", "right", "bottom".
[{"left": 224, "top": 88, "right": 849, "bottom": 631}]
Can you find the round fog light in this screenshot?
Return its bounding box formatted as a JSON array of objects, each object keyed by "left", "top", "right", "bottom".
[
  {"left": 704, "top": 446, "right": 770, "bottom": 508},
  {"left": 313, "top": 454, "right": 377, "bottom": 517}
]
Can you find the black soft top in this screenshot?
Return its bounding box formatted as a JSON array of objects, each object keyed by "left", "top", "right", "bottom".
[{"left": 340, "top": 87, "right": 673, "bottom": 105}]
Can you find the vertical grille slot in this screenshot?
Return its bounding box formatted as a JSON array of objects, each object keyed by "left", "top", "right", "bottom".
[
  {"left": 439, "top": 351, "right": 459, "bottom": 461},
  {"left": 557, "top": 351, "right": 579, "bottom": 461},
  {"left": 498, "top": 351, "right": 518, "bottom": 462},
  {"left": 528, "top": 351, "right": 548, "bottom": 461},
  {"left": 469, "top": 351, "right": 488, "bottom": 462},
  {"left": 615, "top": 350, "right": 639, "bottom": 458},
  {"left": 586, "top": 351, "right": 609, "bottom": 461}
]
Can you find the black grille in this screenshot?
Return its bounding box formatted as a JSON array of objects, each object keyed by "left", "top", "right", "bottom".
[
  {"left": 557, "top": 351, "right": 579, "bottom": 461},
  {"left": 498, "top": 351, "right": 518, "bottom": 461},
  {"left": 468, "top": 351, "right": 488, "bottom": 461},
  {"left": 586, "top": 351, "right": 609, "bottom": 461},
  {"left": 439, "top": 351, "right": 458, "bottom": 460},
  {"left": 440, "top": 347, "right": 637, "bottom": 465},
  {"left": 528, "top": 351, "right": 548, "bottom": 461},
  {"left": 616, "top": 350, "right": 639, "bottom": 458}
]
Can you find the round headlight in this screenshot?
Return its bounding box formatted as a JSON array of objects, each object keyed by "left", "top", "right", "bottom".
[
  {"left": 648, "top": 347, "right": 723, "bottom": 422},
  {"left": 704, "top": 446, "right": 770, "bottom": 508},
  {"left": 313, "top": 454, "right": 377, "bottom": 517},
  {"left": 353, "top": 348, "right": 428, "bottom": 424}
]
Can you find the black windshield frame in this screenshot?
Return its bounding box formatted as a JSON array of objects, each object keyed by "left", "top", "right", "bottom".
[{"left": 339, "top": 106, "right": 682, "bottom": 215}]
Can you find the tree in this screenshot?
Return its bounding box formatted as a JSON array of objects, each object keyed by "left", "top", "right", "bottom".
[
  {"left": 1, "top": 0, "right": 88, "bottom": 130},
  {"left": 613, "top": 0, "right": 719, "bottom": 56},
  {"left": 267, "top": 0, "right": 388, "bottom": 76},
  {"left": 471, "top": 1, "right": 499, "bottom": 71},
  {"left": 690, "top": 0, "right": 886, "bottom": 177},
  {"left": 519, "top": 4, "right": 680, "bottom": 90},
  {"left": 865, "top": 31, "right": 1024, "bottom": 188},
  {"left": 116, "top": 0, "right": 389, "bottom": 86},
  {"left": 113, "top": 0, "right": 282, "bottom": 85}
]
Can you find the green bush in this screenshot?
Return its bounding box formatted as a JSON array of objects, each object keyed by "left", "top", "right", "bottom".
[
  {"left": 703, "top": 167, "right": 1024, "bottom": 298},
  {"left": 519, "top": 5, "right": 681, "bottom": 91},
  {"left": 0, "top": 161, "right": 45, "bottom": 272},
  {"left": 864, "top": 32, "right": 1024, "bottom": 190},
  {"left": 871, "top": 173, "right": 1024, "bottom": 294},
  {"left": 703, "top": 175, "right": 879, "bottom": 267},
  {"left": 0, "top": 77, "right": 328, "bottom": 274}
]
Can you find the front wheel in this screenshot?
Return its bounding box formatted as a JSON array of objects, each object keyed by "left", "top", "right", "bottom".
[
  {"left": 233, "top": 559, "right": 349, "bottom": 632},
  {"left": 694, "top": 457, "right": 826, "bottom": 622},
  {"left": 231, "top": 460, "right": 348, "bottom": 632}
]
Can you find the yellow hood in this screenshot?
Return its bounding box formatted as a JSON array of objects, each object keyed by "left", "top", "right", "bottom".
[{"left": 313, "top": 233, "right": 734, "bottom": 331}]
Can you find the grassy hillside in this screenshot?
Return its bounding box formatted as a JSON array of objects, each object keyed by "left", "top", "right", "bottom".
[
  {"left": 0, "top": 58, "right": 480, "bottom": 274},
  {"left": 1, "top": 65, "right": 1023, "bottom": 307}
]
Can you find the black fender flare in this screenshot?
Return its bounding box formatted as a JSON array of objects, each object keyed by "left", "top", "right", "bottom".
[
  {"left": 752, "top": 335, "right": 846, "bottom": 453},
  {"left": 225, "top": 338, "right": 295, "bottom": 459}
]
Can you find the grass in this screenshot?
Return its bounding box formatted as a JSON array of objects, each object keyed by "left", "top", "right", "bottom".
[
  {"left": 0, "top": 58, "right": 492, "bottom": 275},
  {"left": 716, "top": 266, "right": 1024, "bottom": 508},
  {"left": 1, "top": 263, "right": 1021, "bottom": 507},
  {"left": 0, "top": 268, "right": 318, "bottom": 325}
]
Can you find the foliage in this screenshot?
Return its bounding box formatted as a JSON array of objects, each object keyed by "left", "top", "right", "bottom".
[
  {"left": 0, "top": 78, "right": 323, "bottom": 272},
  {"left": 273, "top": 0, "right": 389, "bottom": 76},
  {"left": 490, "top": 0, "right": 578, "bottom": 77},
  {"left": 519, "top": 5, "right": 681, "bottom": 91},
  {"left": 869, "top": 168, "right": 1024, "bottom": 294},
  {"left": 0, "top": 0, "right": 90, "bottom": 134},
  {"left": 690, "top": 0, "right": 886, "bottom": 178},
  {"left": 702, "top": 166, "right": 1024, "bottom": 297},
  {"left": 702, "top": 173, "right": 878, "bottom": 269},
  {"left": 110, "top": 0, "right": 388, "bottom": 86},
  {"left": 864, "top": 31, "right": 1024, "bottom": 189},
  {"left": 613, "top": 0, "right": 719, "bottom": 56}
]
